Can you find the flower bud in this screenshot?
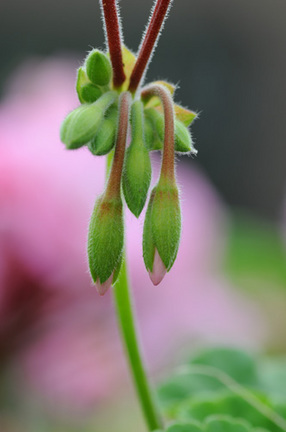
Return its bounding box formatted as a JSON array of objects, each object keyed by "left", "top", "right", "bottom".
[
  {"left": 76, "top": 67, "right": 90, "bottom": 104},
  {"left": 143, "top": 180, "right": 181, "bottom": 285},
  {"left": 122, "top": 101, "right": 152, "bottom": 217},
  {"left": 80, "top": 83, "right": 103, "bottom": 103},
  {"left": 85, "top": 49, "right": 112, "bottom": 86},
  {"left": 88, "top": 108, "right": 118, "bottom": 156},
  {"left": 145, "top": 108, "right": 196, "bottom": 154},
  {"left": 88, "top": 195, "right": 124, "bottom": 292},
  {"left": 60, "top": 91, "right": 117, "bottom": 149}
]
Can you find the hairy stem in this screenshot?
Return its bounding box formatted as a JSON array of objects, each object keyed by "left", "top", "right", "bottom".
[
  {"left": 105, "top": 92, "right": 130, "bottom": 199},
  {"left": 113, "top": 257, "right": 164, "bottom": 431},
  {"left": 128, "top": 0, "right": 173, "bottom": 93},
  {"left": 100, "top": 0, "right": 126, "bottom": 88},
  {"left": 141, "top": 84, "right": 175, "bottom": 183}
]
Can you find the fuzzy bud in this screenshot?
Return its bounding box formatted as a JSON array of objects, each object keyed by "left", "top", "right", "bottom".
[
  {"left": 60, "top": 91, "right": 117, "bottom": 149},
  {"left": 122, "top": 101, "right": 152, "bottom": 217},
  {"left": 80, "top": 83, "right": 103, "bottom": 103},
  {"left": 88, "top": 108, "right": 118, "bottom": 156},
  {"left": 143, "top": 179, "right": 181, "bottom": 284},
  {"left": 85, "top": 49, "right": 112, "bottom": 86},
  {"left": 88, "top": 195, "right": 124, "bottom": 290},
  {"left": 145, "top": 108, "right": 195, "bottom": 154}
]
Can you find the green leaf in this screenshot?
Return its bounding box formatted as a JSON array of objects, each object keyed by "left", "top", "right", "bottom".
[
  {"left": 189, "top": 347, "right": 258, "bottom": 387},
  {"left": 166, "top": 420, "right": 203, "bottom": 432},
  {"left": 205, "top": 415, "right": 252, "bottom": 432}
]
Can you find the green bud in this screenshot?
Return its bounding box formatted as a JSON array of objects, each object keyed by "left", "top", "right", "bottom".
[
  {"left": 76, "top": 67, "right": 90, "bottom": 104},
  {"left": 80, "top": 83, "right": 103, "bottom": 103},
  {"left": 122, "top": 101, "right": 152, "bottom": 217},
  {"left": 88, "top": 108, "right": 118, "bottom": 156},
  {"left": 144, "top": 108, "right": 163, "bottom": 151},
  {"left": 85, "top": 49, "right": 112, "bottom": 86},
  {"left": 174, "top": 119, "right": 196, "bottom": 154},
  {"left": 88, "top": 194, "right": 124, "bottom": 290},
  {"left": 144, "top": 108, "right": 196, "bottom": 154},
  {"left": 60, "top": 91, "right": 117, "bottom": 149},
  {"left": 144, "top": 116, "right": 154, "bottom": 149},
  {"left": 143, "top": 179, "right": 181, "bottom": 284}
]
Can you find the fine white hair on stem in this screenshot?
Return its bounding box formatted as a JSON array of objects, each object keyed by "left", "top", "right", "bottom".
[
  {"left": 137, "top": 0, "right": 174, "bottom": 87},
  {"left": 99, "top": 0, "right": 125, "bottom": 53}
]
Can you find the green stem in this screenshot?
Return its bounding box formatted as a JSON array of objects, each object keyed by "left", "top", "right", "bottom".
[{"left": 113, "top": 256, "right": 164, "bottom": 431}]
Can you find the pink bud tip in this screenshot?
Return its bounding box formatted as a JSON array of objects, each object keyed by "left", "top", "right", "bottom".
[
  {"left": 95, "top": 273, "right": 114, "bottom": 296},
  {"left": 149, "top": 249, "right": 167, "bottom": 286}
]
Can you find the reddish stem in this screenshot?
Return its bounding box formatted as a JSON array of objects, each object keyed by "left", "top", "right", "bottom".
[
  {"left": 141, "top": 84, "right": 175, "bottom": 183},
  {"left": 100, "top": 0, "right": 126, "bottom": 88},
  {"left": 105, "top": 92, "right": 130, "bottom": 199},
  {"left": 128, "top": 0, "right": 173, "bottom": 93}
]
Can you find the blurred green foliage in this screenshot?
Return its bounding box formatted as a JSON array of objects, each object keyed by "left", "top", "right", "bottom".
[{"left": 158, "top": 347, "right": 286, "bottom": 432}]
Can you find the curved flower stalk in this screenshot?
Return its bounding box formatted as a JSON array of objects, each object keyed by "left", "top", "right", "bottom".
[{"left": 60, "top": 0, "right": 198, "bottom": 430}]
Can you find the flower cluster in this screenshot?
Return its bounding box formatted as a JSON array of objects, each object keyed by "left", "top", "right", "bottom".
[{"left": 60, "top": 2, "right": 197, "bottom": 295}]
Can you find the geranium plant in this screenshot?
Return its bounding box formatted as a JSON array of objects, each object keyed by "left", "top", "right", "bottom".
[
  {"left": 60, "top": 1, "right": 196, "bottom": 430},
  {"left": 60, "top": 2, "right": 286, "bottom": 432}
]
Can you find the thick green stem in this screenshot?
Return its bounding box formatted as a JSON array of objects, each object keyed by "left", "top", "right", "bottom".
[{"left": 113, "top": 257, "right": 163, "bottom": 431}]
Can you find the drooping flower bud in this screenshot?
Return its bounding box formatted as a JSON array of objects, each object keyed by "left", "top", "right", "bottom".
[
  {"left": 87, "top": 92, "right": 131, "bottom": 294},
  {"left": 88, "top": 107, "right": 118, "bottom": 156},
  {"left": 122, "top": 101, "right": 152, "bottom": 217},
  {"left": 88, "top": 194, "right": 124, "bottom": 294},
  {"left": 85, "top": 49, "right": 112, "bottom": 86},
  {"left": 143, "top": 180, "right": 181, "bottom": 284},
  {"left": 141, "top": 84, "right": 181, "bottom": 285},
  {"left": 60, "top": 91, "right": 117, "bottom": 149}
]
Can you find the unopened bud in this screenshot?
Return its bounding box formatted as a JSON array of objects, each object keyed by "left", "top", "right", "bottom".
[
  {"left": 88, "top": 195, "right": 124, "bottom": 291},
  {"left": 85, "top": 49, "right": 112, "bottom": 86},
  {"left": 144, "top": 108, "right": 195, "bottom": 154},
  {"left": 80, "top": 83, "right": 103, "bottom": 103},
  {"left": 144, "top": 108, "right": 164, "bottom": 151},
  {"left": 60, "top": 91, "right": 117, "bottom": 149},
  {"left": 174, "top": 119, "right": 197, "bottom": 154},
  {"left": 88, "top": 108, "right": 118, "bottom": 156},
  {"left": 122, "top": 101, "right": 152, "bottom": 217},
  {"left": 76, "top": 67, "right": 90, "bottom": 104},
  {"left": 143, "top": 180, "right": 181, "bottom": 284}
]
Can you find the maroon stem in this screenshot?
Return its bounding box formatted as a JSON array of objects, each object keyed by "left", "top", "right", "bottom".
[
  {"left": 100, "top": 0, "right": 126, "bottom": 88},
  {"left": 141, "top": 84, "right": 175, "bottom": 183},
  {"left": 105, "top": 92, "right": 130, "bottom": 199},
  {"left": 128, "top": 0, "right": 173, "bottom": 93}
]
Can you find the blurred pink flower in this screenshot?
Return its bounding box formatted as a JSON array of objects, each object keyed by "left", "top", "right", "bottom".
[{"left": 0, "top": 58, "right": 265, "bottom": 416}]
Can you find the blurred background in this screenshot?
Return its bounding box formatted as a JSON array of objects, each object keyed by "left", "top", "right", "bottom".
[{"left": 0, "top": 0, "right": 286, "bottom": 431}]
